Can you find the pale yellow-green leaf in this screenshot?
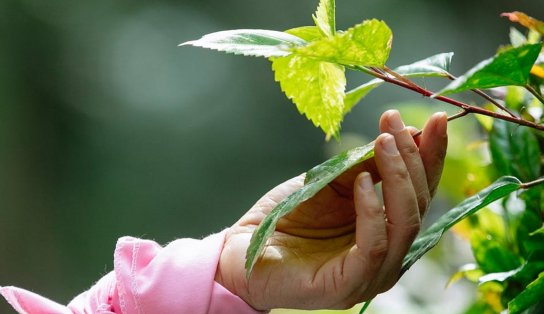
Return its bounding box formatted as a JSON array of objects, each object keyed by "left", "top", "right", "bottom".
[
  {"left": 294, "top": 19, "right": 392, "bottom": 67},
  {"left": 271, "top": 54, "right": 346, "bottom": 139},
  {"left": 312, "top": 0, "right": 335, "bottom": 37},
  {"left": 285, "top": 26, "right": 324, "bottom": 42}
]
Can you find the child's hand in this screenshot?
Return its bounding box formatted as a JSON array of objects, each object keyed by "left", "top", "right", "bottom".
[{"left": 215, "top": 110, "right": 448, "bottom": 311}]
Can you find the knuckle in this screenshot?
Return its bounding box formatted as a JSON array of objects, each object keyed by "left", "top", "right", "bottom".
[
  {"left": 416, "top": 190, "right": 431, "bottom": 212},
  {"left": 368, "top": 239, "right": 389, "bottom": 260},
  {"left": 407, "top": 214, "right": 421, "bottom": 230},
  {"left": 399, "top": 144, "right": 419, "bottom": 157},
  {"left": 390, "top": 167, "right": 410, "bottom": 182},
  {"left": 404, "top": 221, "right": 421, "bottom": 237},
  {"left": 390, "top": 214, "right": 421, "bottom": 237}
]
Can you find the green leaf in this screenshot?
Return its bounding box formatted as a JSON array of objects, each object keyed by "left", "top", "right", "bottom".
[
  {"left": 394, "top": 52, "right": 454, "bottom": 77},
  {"left": 344, "top": 52, "right": 454, "bottom": 112},
  {"left": 294, "top": 19, "right": 393, "bottom": 67},
  {"left": 509, "top": 272, "right": 544, "bottom": 314},
  {"left": 245, "top": 143, "right": 375, "bottom": 277},
  {"left": 401, "top": 176, "right": 522, "bottom": 275},
  {"left": 436, "top": 43, "right": 543, "bottom": 95},
  {"left": 447, "top": 263, "right": 485, "bottom": 287},
  {"left": 479, "top": 267, "right": 523, "bottom": 284},
  {"left": 344, "top": 80, "right": 383, "bottom": 114},
  {"left": 489, "top": 118, "right": 541, "bottom": 182},
  {"left": 312, "top": 0, "right": 335, "bottom": 37},
  {"left": 285, "top": 26, "right": 324, "bottom": 42},
  {"left": 471, "top": 231, "right": 523, "bottom": 273},
  {"left": 530, "top": 226, "right": 544, "bottom": 236},
  {"left": 498, "top": 252, "right": 544, "bottom": 287},
  {"left": 271, "top": 54, "right": 346, "bottom": 138},
  {"left": 180, "top": 29, "right": 306, "bottom": 57}
]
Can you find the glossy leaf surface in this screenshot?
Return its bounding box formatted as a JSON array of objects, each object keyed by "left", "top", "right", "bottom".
[
  {"left": 401, "top": 176, "right": 522, "bottom": 274},
  {"left": 180, "top": 29, "right": 306, "bottom": 57},
  {"left": 436, "top": 43, "right": 542, "bottom": 95},
  {"left": 509, "top": 272, "right": 544, "bottom": 314},
  {"left": 489, "top": 119, "right": 541, "bottom": 182}
]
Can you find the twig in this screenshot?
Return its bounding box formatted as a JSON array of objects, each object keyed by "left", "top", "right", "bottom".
[
  {"left": 525, "top": 84, "right": 544, "bottom": 104},
  {"left": 447, "top": 109, "right": 470, "bottom": 121},
  {"left": 384, "top": 66, "right": 421, "bottom": 90},
  {"left": 447, "top": 74, "right": 517, "bottom": 118},
  {"left": 520, "top": 177, "right": 544, "bottom": 189},
  {"left": 360, "top": 67, "right": 544, "bottom": 131}
]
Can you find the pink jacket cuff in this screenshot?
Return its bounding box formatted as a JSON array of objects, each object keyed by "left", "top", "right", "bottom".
[{"left": 1, "top": 231, "right": 263, "bottom": 314}]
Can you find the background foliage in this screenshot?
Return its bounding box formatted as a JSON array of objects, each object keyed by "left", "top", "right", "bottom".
[{"left": 1, "top": 1, "right": 542, "bottom": 313}]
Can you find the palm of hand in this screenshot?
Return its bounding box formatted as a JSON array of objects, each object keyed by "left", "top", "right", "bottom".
[{"left": 219, "top": 166, "right": 379, "bottom": 310}]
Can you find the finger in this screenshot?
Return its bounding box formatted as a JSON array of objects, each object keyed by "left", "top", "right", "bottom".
[
  {"left": 379, "top": 110, "right": 430, "bottom": 217},
  {"left": 374, "top": 133, "right": 420, "bottom": 291},
  {"left": 342, "top": 172, "right": 387, "bottom": 300},
  {"left": 419, "top": 112, "right": 448, "bottom": 197},
  {"left": 352, "top": 172, "right": 387, "bottom": 265}
]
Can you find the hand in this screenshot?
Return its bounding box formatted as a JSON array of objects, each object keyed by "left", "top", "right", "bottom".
[{"left": 215, "top": 110, "right": 448, "bottom": 311}]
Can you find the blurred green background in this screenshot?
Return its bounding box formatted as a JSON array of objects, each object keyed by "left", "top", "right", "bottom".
[{"left": 1, "top": 0, "right": 542, "bottom": 313}]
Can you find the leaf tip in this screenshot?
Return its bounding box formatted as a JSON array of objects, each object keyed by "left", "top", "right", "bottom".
[
  {"left": 244, "top": 262, "right": 254, "bottom": 280},
  {"left": 178, "top": 41, "right": 193, "bottom": 47}
]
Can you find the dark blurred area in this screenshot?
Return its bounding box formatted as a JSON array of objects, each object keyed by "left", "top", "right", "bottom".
[{"left": 1, "top": 0, "right": 542, "bottom": 311}]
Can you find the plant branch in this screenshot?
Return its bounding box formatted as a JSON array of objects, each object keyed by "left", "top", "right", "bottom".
[
  {"left": 446, "top": 74, "right": 517, "bottom": 117},
  {"left": 384, "top": 66, "right": 421, "bottom": 90},
  {"left": 520, "top": 177, "right": 544, "bottom": 189},
  {"left": 447, "top": 109, "right": 470, "bottom": 121},
  {"left": 360, "top": 67, "right": 544, "bottom": 131},
  {"left": 525, "top": 84, "right": 544, "bottom": 104},
  {"left": 359, "top": 299, "right": 372, "bottom": 314}
]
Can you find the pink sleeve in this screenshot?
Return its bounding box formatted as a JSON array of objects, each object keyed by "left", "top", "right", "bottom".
[{"left": 1, "top": 231, "right": 264, "bottom": 314}]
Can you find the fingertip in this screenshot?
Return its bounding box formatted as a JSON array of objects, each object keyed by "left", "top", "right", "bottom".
[
  {"left": 383, "top": 109, "right": 399, "bottom": 118},
  {"left": 357, "top": 172, "right": 374, "bottom": 191},
  {"left": 375, "top": 132, "right": 393, "bottom": 146},
  {"left": 354, "top": 172, "right": 380, "bottom": 215},
  {"left": 428, "top": 111, "right": 448, "bottom": 135},
  {"left": 376, "top": 133, "right": 399, "bottom": 156},
  {"left": 379, "top": 110, "right": 400, "bottom": 133},
  {"left": 421, "top": 112, "right": 448, "bottom": 148},
  {"left": 420, "top": 112, "right": 448, "bottom": 197}
]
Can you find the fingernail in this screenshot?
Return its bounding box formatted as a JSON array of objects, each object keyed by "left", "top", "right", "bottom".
[
  {"left": 433, "top": 111, "right": 447, "bottom": 121},
  {"left": 388, "top": 110, "right": 405, "bottom": 131},
  {"left": 433, "top": 112, "right": 448, "bottom": 135},
  {"left": 360, "top": 172, "right": 373, "bottom": 191},
  {"left": 381, "top": 134, "right": 399, "bottom": 155}
]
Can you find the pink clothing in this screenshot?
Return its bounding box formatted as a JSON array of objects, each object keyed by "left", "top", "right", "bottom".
[{"left": 1, "top": 231, "right": 262, "bottom": 314}]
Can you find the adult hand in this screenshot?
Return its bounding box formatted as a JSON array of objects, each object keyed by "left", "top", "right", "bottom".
[{"left": 215, "top": 110, "right": 448, "bottom": 311}]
